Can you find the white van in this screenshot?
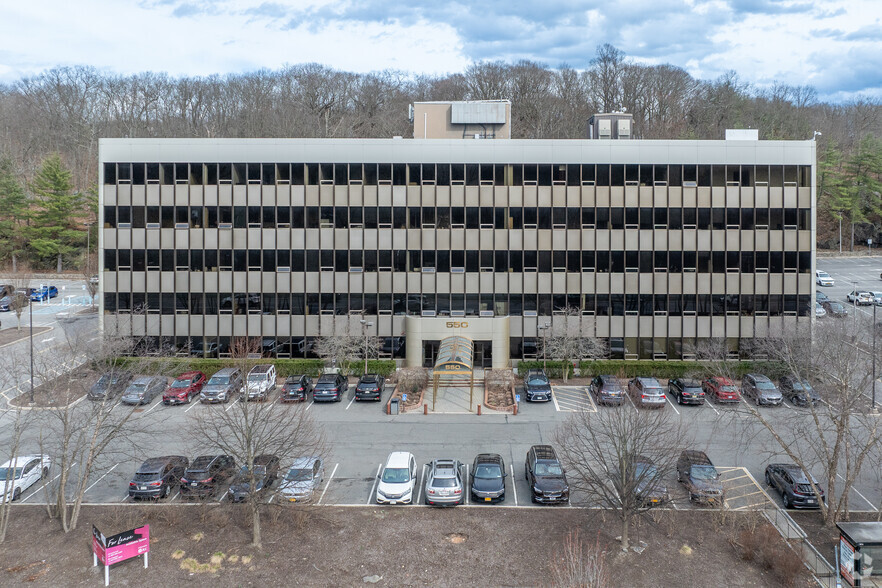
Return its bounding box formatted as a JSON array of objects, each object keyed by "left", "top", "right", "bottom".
[
  {"left": 376, "top": 451, "right": 417, "bottom": 505},
  {"left": 246, "top": 364, "right": 277, "bottom": 401}
]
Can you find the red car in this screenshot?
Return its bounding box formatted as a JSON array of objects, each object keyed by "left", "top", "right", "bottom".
[
  {"left": 701, "top": 376, "right": 740, "bottom": 403},
  {"left": 162, "top": 371, "right": 207, "bottom": 405}
]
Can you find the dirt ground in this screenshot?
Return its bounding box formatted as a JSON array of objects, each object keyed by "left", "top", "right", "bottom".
[
  {"left": 9, "top": 364, "right": 98, "bottom": 408},
  {"left": 791, "top": 510, "right": 880, "bottom": 565},
  {"left": 0, "top": 505, "right": 794, "bottom": 587}
]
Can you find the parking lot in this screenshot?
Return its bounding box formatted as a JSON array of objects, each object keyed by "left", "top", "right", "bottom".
[{"left": 3, "top": 259, "right": 882, "bottom": 516}]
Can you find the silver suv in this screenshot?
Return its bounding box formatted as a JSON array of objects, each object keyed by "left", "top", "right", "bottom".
[
  {"left": 424, "top": 459, "right": 464, "bottom": 506},
  {"left": 200, "top": 367, "right": 243, "bottom": 404},
  {"left": 741, "top": 373, "right": 782, "bottom": 406},
  {"left": 628, "top": 377, "right": 666, "bottom": 408}
]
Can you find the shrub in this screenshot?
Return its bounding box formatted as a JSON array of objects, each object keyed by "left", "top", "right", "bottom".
[
  {"left": 517, "top": 361, "right": 574, "bottom": 379},
  {"left": 578, "top": 359, "right": 789, "bottom": 380}
]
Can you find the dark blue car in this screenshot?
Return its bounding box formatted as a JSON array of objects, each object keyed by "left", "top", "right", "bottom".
[{"left": 30, "top": 286, "right": 58, "bottom": 302}]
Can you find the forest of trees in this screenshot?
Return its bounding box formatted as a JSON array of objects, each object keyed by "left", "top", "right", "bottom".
[{"left": 0, "top": 44, "right": 881, "bottom": 270}]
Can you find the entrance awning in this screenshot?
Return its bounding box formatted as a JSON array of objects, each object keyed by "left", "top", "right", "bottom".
[{"left": 433, "top": 335, "right": 474, "bottom": 375}]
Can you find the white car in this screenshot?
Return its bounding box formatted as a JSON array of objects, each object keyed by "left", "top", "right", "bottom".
[
  {"left": 0, "top": 455, "right": 51, "bottom": 502},
  {"left": 870, "top": 292, "right": 882, "bottom": 306},
  {"left": 245, "top": 364, "right": 277, "bottom": 401},
  {"left": 816, "top": 270, "right": 834, "bottom": 286},
  {"left": 847, "top": 291, "right": 873, "bottom": 306},
  {"left": 376, "top": 451, "right": 417, "bottom": 505},
  {"left": 815, "top": 303, "right": 826, "bottom": 318}
]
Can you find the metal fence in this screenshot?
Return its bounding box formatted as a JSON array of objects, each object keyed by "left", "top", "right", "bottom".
[{"left": 762, "top": 507, "right": 837, "bottom": 587}]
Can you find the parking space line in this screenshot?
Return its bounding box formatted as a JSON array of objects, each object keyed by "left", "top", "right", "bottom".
[
  {"left": 837, "top": 474, "right": 879, "bottom": 511},
  {"left": 141, "top": 400, "right": 162, "bottom": 416},
  {"left": 703, "top": 399, "right": 720, "bottom": 415},
  {"left": 551, "top": 391, "right": 561, "bottom": 412},
  {"left": 345, "top": 396, "right": 356, "bottom": 410},
  {"left": 317, "top": 463, "right": 338, "bottom": 505},
  {"left": 367, "top": 464, "right": 382, "bottom": 505},
  {"left": 184, "top": 400, "right": 200, "bottom": 413},
  {"left": 218, "top": 490, "right": 228, "bottom": 502},
  {"left": 666, "top": 396, "right": 681, "bottom": 415},
  {"left": 305, "top": 401, "right": 314, "bottom": 411},
  {"left": 464, "top": 464, "right": 469, "bottom": 505},
  {"left": 416, "top": 464, "right": 427, "bottom": 505},
  {"left": 120, "top": 495, "right": 130, "bottom": 502},
  {"left": 21, "top": 464, "right": 74, "bottom": 503},
  {"left": 85, "top": 463, "right": 118, "bottom": 494},
  {"left": 225, "top": 399, "right": 238, "bottom": 412},
  {"left": 171, "top": 491, "right": 180, "bottom": 502},
  {"left": 625, "top": 393, "right": 639, "bottom": 413},
  {"left": 510, "top": 463, "right": 518, "bottom": 506}
]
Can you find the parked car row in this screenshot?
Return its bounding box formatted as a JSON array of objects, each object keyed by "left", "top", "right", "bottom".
[
  {"left": 523, "top": 369, "right": 818, "bottom": 409},
  {"left": 375, "top": 445, "right": 569, "bottom": 507},
  {"left": 88, "top": 367, "right": 388, "bottom": 406}
]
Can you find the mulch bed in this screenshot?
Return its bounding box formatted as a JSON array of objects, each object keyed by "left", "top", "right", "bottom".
[
  {"left": 387, "top": 385, "right": 425, "bottom": 412},
  {"left": 8, "top": 363, "right": 98, "bottom": 408}
]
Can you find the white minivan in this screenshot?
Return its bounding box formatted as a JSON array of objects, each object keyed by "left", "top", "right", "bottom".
[
  {"left": 246, "top": 364, "right": 277, "bottom": 401},
  {"left": 376, "top": 451, "right": 417, "bottom": 505}
]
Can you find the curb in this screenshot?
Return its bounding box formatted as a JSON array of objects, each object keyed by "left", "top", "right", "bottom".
[{"left": 0, "top": 325, "right": 54, "bottom": 349}]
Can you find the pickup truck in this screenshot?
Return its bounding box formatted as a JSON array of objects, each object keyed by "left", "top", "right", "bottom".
[{"left": 676, "top": 450, "right": 724, "bottom": 505}]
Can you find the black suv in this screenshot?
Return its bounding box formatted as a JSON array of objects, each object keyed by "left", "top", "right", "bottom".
[
  {"left": 765, "top": 463, "right": 825, "bottom": 509},
  {"left": 312, "top": 373, "right": 348, "bottom": 402},
  {"left": 229, "top": 454, "right": 281, "bottom": 502},
  {"left": 676, "top": 450, "right": 724, "bottom": 505},
  {"left": 524, "top": 369, "right": 552, "bottom": 402},
  {"left": 128, "top": 456, "right": 189, "bottom": 499},
  {"left": 470, "top": 453, "right": 506, "bottom": 503},
  {"left": 280, "top": 374, "right": 313, "bottom": 402},
  {"left": 779, "top": 376, "right": 819, "bottom": 407},
  {"left": 88, "top": 371, "right": 133, "bottom": 401},
  {"left": 668, "top": 378, "right": 706, "bottom": 405},
  {"left": 588, "top": 374, "right": 624, "bottom": 406},
  {"left": 741, "top": 373, "right": 783, "bottom": 406},
  {"left": 355, "top": 374, "right": 385, "bottom": 401},
  {"left": 180, "top": 455, "right": 237, "bottom": 498},
  {"left": 525, "top": 445, "right": 569, "bottom": 505}
]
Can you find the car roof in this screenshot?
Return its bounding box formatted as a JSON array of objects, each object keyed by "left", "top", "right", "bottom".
[
  {"left": 709, "top": 376, "right": 735, "bottom": 384},
  {"left": 636, "top": 376, "right": 662, "bottom": 386},
  {"left": 526, "top": 368, "right": 546, "bottom": 375},
  {"left": 531, "top": 445, "right": 558, "bottom": 461},
  {"left": 248, "top": 364, "right": 274, "bottom": 374},
  {"left": 680, "top": 450, "right": 712, "bottom": 464},
  {"left": 676, "top": 378, "right": 701, "bottom": 387},
  {"left": 131, "top": 376, "right": 158, "bottom": 385},
  {"left": 317, "top": 373, "right": 342, "bottom": 382},
  {"left": 384, "top": 451, "right": 413, "bottom": 468},
  {"left": 773, "top": 463, "right": 815, "bottom": 483},
  {"left": 176, "top": 371, "right": 203, "bottom": 379},
  {"left": 286, "top": 374, "right": 307, "bottom": 380},
  {"left": 359, "top": 374, "right": 381, "bottom": 382},
  {"left": 289, "top": 456, "right": 321, "bottom": 469},
  {"left": 748, "top": 373, "right": 772, "bottom": 381},
  {"left": 138, "top": 456, "right": 187, "bottom": 471},
  {"left": 188, "top": 455, "right": 222, "bottom": 469},
  {"left": 431, "top": 459, "right": 459, "bottom": 476},
  {"left": 0, "top": 455, "right": 48, "bottom": 468},
  {"left": 213, "top": 367, "right": 239, "bottom": 376},
  {"left": 474, "top": 453, "right": 502, "bottom": 465},
  {"left": 254, "top": 454, "right": 278, "bottom": 465}
]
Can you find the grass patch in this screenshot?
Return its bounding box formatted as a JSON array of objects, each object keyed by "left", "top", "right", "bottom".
[{"left": 171, "top": 550, "right": 185, "bottom": 560}]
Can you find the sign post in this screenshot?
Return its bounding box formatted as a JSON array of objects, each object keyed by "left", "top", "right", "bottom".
[{"left": 92, "top": 524, "right": 150, "bottom": 586}]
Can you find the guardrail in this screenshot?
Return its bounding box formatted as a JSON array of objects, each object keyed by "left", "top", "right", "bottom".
[{"left": 762, "top": 507, "right": 837, "bottom": 587}]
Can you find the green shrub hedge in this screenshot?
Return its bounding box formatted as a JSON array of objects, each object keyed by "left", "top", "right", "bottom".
[
  {"left": 577, "top": 359, "right": 789, "bottom": 380},
  {"left": 516, "top": 361, "right": 574, "bottom": 379},
  {"left": 112, "top": 357, "right": 397, "bottom": 379}
]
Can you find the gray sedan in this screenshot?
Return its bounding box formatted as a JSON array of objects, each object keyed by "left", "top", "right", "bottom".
[{"left": 121, "top": 376, "right": 167, "bottom": 405}]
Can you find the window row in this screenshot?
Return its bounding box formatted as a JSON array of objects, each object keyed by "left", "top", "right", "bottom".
[
  {"left": 104, "top": 248, "right": 813, "bottom": 274},
  {"left": 104, "top": 292, "right": 812, "bottom": 317},
  {"left": 104, "top": 162, "right": 813, "bottom": 189},
  {"left": 103, "top": 205, "right": 812, "bottom": 232}
]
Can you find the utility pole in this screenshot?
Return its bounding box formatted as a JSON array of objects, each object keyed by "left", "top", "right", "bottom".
[
  {"left": 874, "top": 303, "right": 878, "bottom": 412},
  {"left": 539, "top": 322, "right": 550, "bottom": 371},
  {"left": 359, "top": 319, "right": 374, "bottom": 375},
  {"left": 29, "top": 296, "right": 34, "bottom": 405}
]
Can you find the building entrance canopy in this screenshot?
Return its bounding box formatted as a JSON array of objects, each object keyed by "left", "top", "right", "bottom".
[{"left": 433, "top": 336, "right": 474, "bottom": 375}]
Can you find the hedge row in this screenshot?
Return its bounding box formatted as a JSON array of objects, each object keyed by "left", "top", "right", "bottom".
[
  {"left": 576, "top": 359, "right": 790, "bottom": 380},
  {"left": 516, "top": 361, "right": 574, "bottom": 379},
  {"left": 112, "top": 357, "right": 397, "bottom": 378}
]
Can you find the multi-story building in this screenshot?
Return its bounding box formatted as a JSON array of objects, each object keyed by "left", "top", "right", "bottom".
[{"left": 98, "top": 102, "right": 816, "bottom": 368}]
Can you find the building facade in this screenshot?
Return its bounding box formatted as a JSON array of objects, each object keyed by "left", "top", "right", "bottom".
[{"left": 98, "top": 133, "right": 816, "bottom": 367}]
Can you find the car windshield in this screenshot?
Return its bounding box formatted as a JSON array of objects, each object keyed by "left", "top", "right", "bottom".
[
  {"left": 790, "top": 381, "right": 804, "bottom": 391},
  {"left": 382, "top": 467, "right": 410, "bottom": 483},
  {"left": 285, "top": 468, "right": 312, "bottom": 482},
  {"left": 635, "top": 464, "right": 658, "bottom": 479},
  {"left": 527, "top": 375, "right": 548, "bottom": 385},
  {"left": 756, "top": 381, "right": 777, "bottom": 390},
  {"left": 829, "top": 303, "right": 844, "bottom": 311},
  {"left": 129, "top": 383, "right": 146, "bottom": 392},
  {"left": 692, "top": 465, "right": 717, "bottom": 480},
  {"left": 535, "top": 462, "right": 564, "bottom": 476},
  {"left": 237, "top": 465, "right": 266, "bottom": 477},
  {"left": 818, "top": 271, "right": 830, "bottom": 277},
  {"left": 474, "top": 464, "right": 502, "bottom": 479},
  {"left": 0, "top": 467, "right": 22, "bottom": 480},
  {"left": 171, "top": 379, "right": 192, "bottom": 388},
  {"left": 209, "top": 376, "right": 229, "bottom": 385}
]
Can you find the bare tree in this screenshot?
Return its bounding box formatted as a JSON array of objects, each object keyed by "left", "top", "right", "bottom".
[
  {"left": 542, "top": 309, "right": 607, "bottom": 382},
  {"left": 35, "top": 314, "right": 159, "bottom": 532},
  {"left": 0, "top": 407, "right": 30, "bottom": 542},
  {"left": 6, "top": 273, "right": 32, "bottom": 331},
  {"left": 188, "top": 379, "right": 325, "bottom": 547},
  {"left": 554, "top": 406, "right": 689, "bottom": 551},
  {"left": 549, "top": 530, "right": 611, "bottom": 588}
]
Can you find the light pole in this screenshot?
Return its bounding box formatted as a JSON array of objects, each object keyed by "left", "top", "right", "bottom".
[
  {"left": 29, "top": 294, "right": 34, "bottom": 405},
  {"left": 360, "top": 319, "right": 374, "bottom": 375},
  {"left": 84, "top": 221, "right": 96, "bottom": 307},
  {"left": 538, "top": 321, "right": 550, "bottom": 371},
  {"left": 874, "top": 303, "right": 878, "bottom": 412}
]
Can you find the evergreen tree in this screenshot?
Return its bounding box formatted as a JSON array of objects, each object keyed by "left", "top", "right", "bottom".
[
  {"left": 0, "top": 157, "right": 30, "bottom": 271},
  {"left": 843, "top": 136, "right": 882, "bottom": 248},
  {"left": 29, "top": 154, "right": 84, "bottom": 272}
]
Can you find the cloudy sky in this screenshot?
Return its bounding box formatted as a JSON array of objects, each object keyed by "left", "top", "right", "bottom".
[{"left": 1, "top": 0, "right": 879, "bottom": 102}]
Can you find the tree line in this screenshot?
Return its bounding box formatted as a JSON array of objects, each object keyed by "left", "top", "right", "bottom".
[{"left": 1, "top": 43, "right": 882, "bottom": 268}]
